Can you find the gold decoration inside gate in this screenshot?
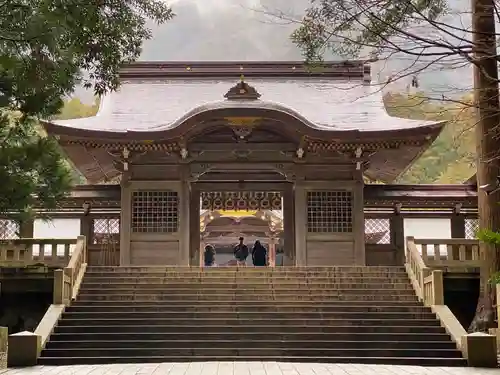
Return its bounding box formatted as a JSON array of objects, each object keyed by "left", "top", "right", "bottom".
[{"left": 201, "top": 191, "right": 282, "bottom": 211}]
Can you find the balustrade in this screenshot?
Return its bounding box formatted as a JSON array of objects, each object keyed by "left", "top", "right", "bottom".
[
  {"left": 0, "top": 238, "right": 75, "bottom": 267},
  {"left": 53, "top": 236, "right": 87, "bottom": 304},
  {"left": 406, "top": 236, "right": 484, "bottom": 306}
]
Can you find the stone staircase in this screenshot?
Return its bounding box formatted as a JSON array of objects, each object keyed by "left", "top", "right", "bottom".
[{"left": 38, "top": 266, "right": 466, "bottom": 366}]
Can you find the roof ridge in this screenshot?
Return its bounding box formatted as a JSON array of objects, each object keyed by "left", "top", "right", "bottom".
[{"left": 119, "top": 61, "right": 372, "bottom": 82}]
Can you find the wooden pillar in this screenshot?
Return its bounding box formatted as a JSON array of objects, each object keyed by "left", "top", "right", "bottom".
[
  {"left": 189, "top": 187, "right": 201, "bottom": 266},
  {"left": 283, "top": 183, "right": 295, "bottom": 266},
  {"left": 199, "top": 238, "right": 205, "bottom": 267},
  {"left": 178, "top": 180, "right": 190, "bottom": 266},
  {"left": 353, "top": 171, "right": 365, "bottom": 265},
  {"left": 80, "top": 215, "right": 92, "bottom": 247},
  {"left": 119, "top": 181, "right": 132, "bottom": 266},
  {"left": 390, "top": 203, "right": 405, "bottom": 265},
  {"left": 18, "top": 220, "right": 34, "bottom": 238},
  {"left": 451, "top": 204, "right": 466, "bottom": 238},
  {"left": 268, "top": 236, "right": 277, "bottom": 267},
  {"left": 294, "top": 181, "right": 307, "bottom": 266}
]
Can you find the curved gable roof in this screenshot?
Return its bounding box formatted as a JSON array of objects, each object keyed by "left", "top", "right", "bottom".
[{"left": 50, "top": 77, "right": 439, "bottom": 136}]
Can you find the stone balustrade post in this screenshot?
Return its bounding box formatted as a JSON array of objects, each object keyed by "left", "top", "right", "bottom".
[
  {"left": 0, "top": 327, "right": 7, "bottom": 370},
  {"left": 431, "top": 270, "right": 444, "bottom": 305}
]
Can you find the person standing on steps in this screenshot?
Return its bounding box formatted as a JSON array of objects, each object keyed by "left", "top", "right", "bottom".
[
  {"left": 233, "top": 236, "right": 249, "bottom": 266},
  {"left": 251, "top": 240, "right": 267, "bottom": 267},
  {"left": 203, "top": 244, "right": 216, "bottom": 267}
]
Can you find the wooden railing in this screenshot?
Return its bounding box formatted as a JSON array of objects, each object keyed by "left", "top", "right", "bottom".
[
  {"left": 415, "top": 238, "right": 482, "bottom": 268},
  {"left": 0, "top": 238, "right": 76, "bottom": 267},
  {"left": 53, "top": 236, "right": 87, "bottom": 305},
  {"left": 405, "top": 237, "right": 481, "bottom": 305},
  {"left": 406, "top": 236, "right": 431, "bottom": 303},
  {"left": 406, "top": 237, "right": 486, "bottom": 305}
]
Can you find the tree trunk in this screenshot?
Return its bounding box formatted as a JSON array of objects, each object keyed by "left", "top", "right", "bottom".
[{"left": 468, "top": 0, "right": 500, "bottom": 333}]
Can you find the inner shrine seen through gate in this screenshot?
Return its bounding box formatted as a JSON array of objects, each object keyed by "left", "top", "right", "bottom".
[{"left": 198, "top": 190, "right": 285, "bottom": 266}]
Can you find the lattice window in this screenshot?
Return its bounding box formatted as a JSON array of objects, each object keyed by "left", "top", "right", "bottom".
[
  {"left": 307, "top": 191, "right": 353, "bottom": 233},
  {"left": 365, "top": 218, "right": 390, "bottom": 244},
  {"left": 0, "top": 219, "right": 19, "bottom": 239},
  {"left": 132, "top": 191, "right": 178, "bottom": 233},
  {"left": 92, "top": 218, "right": 120, "bottom": 244},
  {"left": 465, "top": 218, "right": 479, "bottom": 239}
]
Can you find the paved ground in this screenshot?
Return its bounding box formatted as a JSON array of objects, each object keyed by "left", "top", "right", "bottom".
[{"left": 0, "top": 362, "right": 498, "bottom": 375}]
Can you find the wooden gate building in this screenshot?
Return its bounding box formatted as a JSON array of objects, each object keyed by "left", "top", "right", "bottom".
[{"left": 42, "top": 61, "right": 445, "bottom": 266}]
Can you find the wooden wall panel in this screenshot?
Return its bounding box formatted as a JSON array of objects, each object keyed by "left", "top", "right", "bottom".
[
  {"left": 130, "top": 241, "right": 179, "bottom": 265},
  {"left": 306, "top": 240, "right": 354, "bottom": 266}
]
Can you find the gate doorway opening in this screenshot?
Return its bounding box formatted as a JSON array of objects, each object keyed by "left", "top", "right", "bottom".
[{"left": 196, "top": 188, "right": 290, "bottom": 267}]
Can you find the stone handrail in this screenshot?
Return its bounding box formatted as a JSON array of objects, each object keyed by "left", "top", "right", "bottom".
[
  {"left": 53, "top": 235, "right": 87, "bottom": 304},
  {"left": 414, "top": 238, "right": 482, "bottom": 268},
  {"left": 0, "top": 238, "right": 75, "bottom": 267},
  {"left": 405, "top": 236, "right": 471, "bottom": 358},
  {"left": 34, "top": 236, "right": 88, "bottom": 356},
  {"left": 423, "top": 269, "right": 444, "bottom": 305},
  {"left": 405, "top": 236, "right": 430, "bottom": 301}
]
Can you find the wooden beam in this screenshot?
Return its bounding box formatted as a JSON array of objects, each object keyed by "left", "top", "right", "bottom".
[
  {"left": 197, "top": 173, "right": 287, "bottom": 182},
  {"left": 193, "top": 182, "right": 291, "bottom": 192},
  {"left": 205, "top": 225, "right": 278, "bottom": 232},
  {"left": 188, "top": 143, "right": 297, "bottom": 152}
]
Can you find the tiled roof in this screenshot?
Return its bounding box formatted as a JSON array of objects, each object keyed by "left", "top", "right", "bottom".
[{"left": 52, "top": 78, "right": 438, "bottom": 132}]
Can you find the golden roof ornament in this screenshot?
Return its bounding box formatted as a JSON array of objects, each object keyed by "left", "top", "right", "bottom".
[{"left": 224, "top": 75, "right": 261, "bottom": 100}]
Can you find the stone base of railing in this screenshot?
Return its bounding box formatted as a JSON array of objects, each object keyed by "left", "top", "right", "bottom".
[
  {"left": 0, "top": 327, "right": 7, "bottom": 369},
  {"left": 462, "top": 332, "right": 498, "bottom": 367},
  {"left": 488, "top": 328, "right": 500, "bottom": 350},
  {"left": 8, "top": 331, "right": 41, "bottom": 367}
]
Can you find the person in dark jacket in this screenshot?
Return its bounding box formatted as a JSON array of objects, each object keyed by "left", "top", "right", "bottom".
[
  {"left": 252, "top": 240, "right": 267, "bottom": 267},
  {"left": 204, "top": 244, "right": 216, "bottom": 267},
  {"left": 233, "top": 237, "right": 249, "bottom": 266}
]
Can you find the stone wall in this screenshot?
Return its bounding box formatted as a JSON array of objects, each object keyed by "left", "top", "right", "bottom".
[{"left": 0, "top": 326, "right": 7, "bottom": 369}]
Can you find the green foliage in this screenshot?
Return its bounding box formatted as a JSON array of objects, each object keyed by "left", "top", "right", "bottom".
[
  {"left": 55, "top": 98, "right": 99, "bottom": 120},
  {"left": 291, "top": 0, "right": 447, "bottom": 61},
  {"left": 52, "top": 98, "right": 101, "bottom": 184},
  {"left": 0, "top": 1, "right": 173, "bottom": 217},
  {"left": 0, "top": 112, "right": 72, "bottom": 220},
  {"left": 477, "top": 229, "right": 500, "bottom": 284},
  {"left": 1, "top": 0, "right": 173, "bottom": 117},
  {"left": 384, "top": 93, "right": 476, "bottom": 184}
]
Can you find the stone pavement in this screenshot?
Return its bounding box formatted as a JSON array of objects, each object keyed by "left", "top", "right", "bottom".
[{"left": 0, "top": 362, "right": 498, "bottom": 375}]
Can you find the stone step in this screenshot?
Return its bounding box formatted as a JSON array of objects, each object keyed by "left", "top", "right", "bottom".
[
  {"left": 85, "top": 266, "right": 406, "bottom": 272},
  {"left": 39, "top": 347, "right": 463, "bottom": 359},
  {"left": 70, "top": 300, "right": 425, "bottom": 307},
  {"left": 83, "top": 272, "right": 410, "bottom": 278},
  {"left": 82, "top": 277, "right": 412, "bottom": 284},
  {"left": 56, "top": 318, "right": 441, "bottom": 327},
  {"left": 37, "top": 355, "right": 467, "bottom": 367},
  {"left": 53, "top": 325, "right": 447, "bottom": 334},
  {"left": 65, "top": 304, "right": 432, "bottom": 313},
  {"left": 44, "top": 339, "right": 457, "bottom": 350},
  {"left": 80, "top": 282, "right": 414, "bottom": 290},
  {"left": 75, "top": 294, "right": 419, "bottom": 302},
  {"left": 77, "top": 288, "right": 416, "bottom": 296},
  {"left": 47, "top": 332, "right": 453, "bottom": 342},
  {"left": 61, "top": 311, "right": 437, "bottom": 320}
]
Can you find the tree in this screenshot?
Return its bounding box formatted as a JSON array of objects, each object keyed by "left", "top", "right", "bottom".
[
  {"left": 384, "top": 92, "right": 476, "bottom": 184},
  {"left": 55, "top": 98, "right": 99, "bottom": 120},
  {"left": 0, "top": 0, "right": 173, "bottom": 219},
  {"left": 288, "top": 0, "right": 500, "bottom": 331}
]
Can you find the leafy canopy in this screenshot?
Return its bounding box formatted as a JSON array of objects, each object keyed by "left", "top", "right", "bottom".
[
  {"left": 0, "top": 111, "right": 73, "bottom": 221},
  {"left": 1, "top": 0, "right": 173, "bottom": 116},
  {"left": 384, "top": 92, "right": 476, "bottom": 184},
  {"left": 0, "top": 0, "right": 173, "bottom": 218},
  {"left": 291, "top": 0, "right": 447, "bottom": 61}
]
